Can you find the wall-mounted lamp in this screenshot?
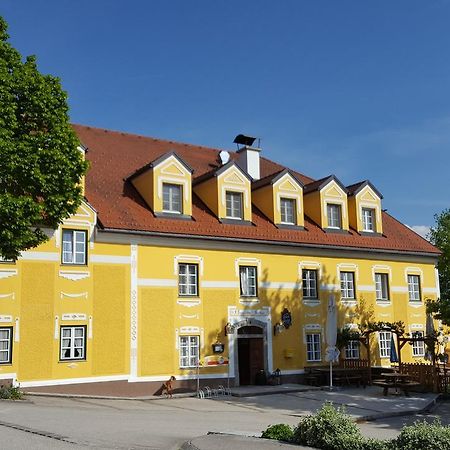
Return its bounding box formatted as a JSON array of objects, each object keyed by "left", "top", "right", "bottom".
[{"left": 274, "top": 322, "right": 285, "bottom": 336}]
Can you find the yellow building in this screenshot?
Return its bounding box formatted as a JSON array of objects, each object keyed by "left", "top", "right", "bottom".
[{"left": 0, "top": 126, "right": 441, "bottom": 394}]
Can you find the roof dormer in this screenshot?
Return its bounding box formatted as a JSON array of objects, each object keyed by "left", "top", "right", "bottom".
[
  {"left": 252, "top": 169, "right": 304, "bottom": 228},
  {"left": 303, "top": 175, "right": 349, "bottom": 232},
  {"left": 347, "top": 180, "right": 383, "bottom": 235},
  {"left": 194, "top": 161, "right": 252, "bottom": 223},
  {"left": 129, "top": 152, "right": 193, "bottom": 218}
]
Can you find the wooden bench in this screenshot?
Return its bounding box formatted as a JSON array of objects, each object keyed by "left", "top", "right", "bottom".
[
  {"left": 373, "top": 380, "right": 421, "bottom": 396},
  {"left": 333, "top": 374, "right": 362, "bottom": 387}
]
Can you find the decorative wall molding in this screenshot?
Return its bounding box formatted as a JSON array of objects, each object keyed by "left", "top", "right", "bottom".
[
  {"left": 14, "top": 317, "right": 19, "bottom": 342},
  {"left": 177, "top": 299, "right": 201, "bottom": 307},
  {"left": 59, "top": 270, "right": 90, "bottom": 281},
  {"left": 60, "top": 292, "right": 88, "bottom": 300},
  {"left": 0, "top": 315, "right": 13, "bottom": 323},
  {"left": 0, "top": 293, "right": 15, "bottom": 300},
  {"left": 174, "top": 255, "right": 204, "bottom": 276},
  {"left": 130, "top": 244, "right": 138, "bottom": 378},
  {"left": 0, "top": 270, "right": 18, "bottom": 280},
  {"left": 234, "top": 257, "right": 261, "bottom": 276},
  {"left": 90, "top": 255, "right": 131, "bottom": 264}
]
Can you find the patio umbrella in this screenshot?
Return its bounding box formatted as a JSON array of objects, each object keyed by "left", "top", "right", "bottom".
[
  {"left": 425, "top": 312, "right": 435, "bottom": 362},
  {"left": 325, "top": 294, "right": 340, "bottom": 390},
  {"left": 389, "top": 334, "right": 398, "bottom": 364}
]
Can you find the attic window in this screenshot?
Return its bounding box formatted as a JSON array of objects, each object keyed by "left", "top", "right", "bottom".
[
  {"left": 327, "top": 204, "right": 342, "bottom": 229},
  {"left": 280, "top": 198, "right": 296, "bottom": 225},
  {"left": 226, "top": 191, "right": 243, "bottom": 219},
  {"left": 163, "top": 183, "right": 182, "bottom": 214},
  {"left": 362, "top": 208, "right": 375, "bottom": 232}
]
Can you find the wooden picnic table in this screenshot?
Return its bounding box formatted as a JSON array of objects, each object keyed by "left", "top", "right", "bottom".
[
  {"left": 373, "top": 372, "right": 420, "bottom": 396},
  {"left": 314, "top": 367, "right": 363, "bottom": 387}
]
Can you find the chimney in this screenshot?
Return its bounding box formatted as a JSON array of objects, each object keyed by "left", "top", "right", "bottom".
[{"left": 233, "top": 134, "right": 261, "bottom": 180}]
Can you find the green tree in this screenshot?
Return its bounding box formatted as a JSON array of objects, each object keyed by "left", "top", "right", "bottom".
[
  {"left": 0, "top": 16, "right": 88, "bottom": 260},
  {"left": 427, "top": 209, "right": 450, "bottom": 325}
]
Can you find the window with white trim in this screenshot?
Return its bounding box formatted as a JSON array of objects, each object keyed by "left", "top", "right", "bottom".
[
  {"left": 280, "top": 198, "right": 296, "bottom": 225},
  {"left": 375, "top": 273, "right": 389, "bottom": 301},
  {"left": 327, "top": 203, "right": 342, "bottom": 229},
  {"left": 362, "top": 208, "right": 375, "bottom": 232},
  {"left": 306, "top": 333, "right": 321, "bottom": 361},
  {"left": 340, "top": 272, "right": 355, "bottom": 299},
  {"left": 412, "top": 331, "right": 425, "bottom": 357},
  {"left": 162, "top": 183, "right": 182, "bottom": 214},
  {"left": 239, "top": 266, "right": 257, "bottom": 297},
  {"left": 345, "top": 340, "right": 360, "bottom": 359},
  {"left": 407, "top": 275, "right": 421, "bottom": 302},
  {"left": 226, "top": 191, "right": 243, "bottom": 219},
  {"left": 378, "top": 331, "right": 391, "bottom": 358},
  {"left": 179, "top": 335, "right": 199, "bottom": 368},
  {"left": 178, "top": 263, "right": 198, "bottom": 296},
  {"left": 302, "top": 269, "right": 318, "bottom": 299},
  {"left": 0, "top": 327, "right": 12, "bottom": 364},
  {"left": 60, "top": 326, "right": 86, "bottom": 361},
  {"left": 62, "top": 230, "right": 87, "bottom": 265}
]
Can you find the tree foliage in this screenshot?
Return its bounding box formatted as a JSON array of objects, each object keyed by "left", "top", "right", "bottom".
[
  {"left": 0, "top": 16, "right": 88, "bottom": 260},
  {"left": 427, "top": 209, "right": 450, "bottom": 326}
]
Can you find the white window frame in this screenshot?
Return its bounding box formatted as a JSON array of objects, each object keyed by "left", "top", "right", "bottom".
[
  {"left": 345, "top": 340, "right": 360, "bottom": 359},
  {"left": 411, "top": 331, "right": 425, "bottom": 357},
  {"left": 0, "top": 327, "right": 12, "bottom": 364},
  {"left": 375, "top": 273, "right": 390, "bottom": 301},
  {"left": 327, "top": 203, "right": 342, "bottom": 229},
  {"left": 239, "top": 266, "right": 257, "bottom": 297},
  {"left": 340, "top": 272, "right": 355, "bottom": 299},
  {"left": 60, "top": 326, "right": 86, "bottom": 361},
  {"left": 178, "top": 263, "right": 198, "bottom": 296},
  {"left": 162, "top": 183, "right": 183, "bottom": 214},
  {"left": 407, "top": 275, "right": 421, "bottom": 302},
  {"left": 225, "top": 191, "right": 243, "bottom": 219},
  {"left": 362, "top": 208, "right": 375, "bottom": 232},
  {"left": 62, "top": 229, "right": 87, "bottom": 265},
  {"left": 280, "top": 197, "right": 296, "bottom": 225},
  {"left": 302, "top": 269, "right": 318, "bottom": 299},
  {"left": 179, "top": 335, "right": 199, "bottom": 368},
  {"left": 378, "top": 331, "right": 391, "bottom": 358},
  {"left": 306, "top": 333, "right": 321, "bottom": 362}
]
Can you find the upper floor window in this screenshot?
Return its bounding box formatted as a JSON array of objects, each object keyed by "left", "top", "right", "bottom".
[
  {"left": 378, "top": 331, "right": 391, "bottom": 358},
  {"left": 62, "top": 230, "right": 87, "bottom": 265},
  {"left": 327, "top": 203, "right": 342, "bottom": 229},
  {"left": 362, "top": 208, "right": 375, "bottom": 232},
  {"left": 340, "top": 272, "right": 355, "bottom": 299},
  {"left": 411, "top": 331, "right": 425, "bottom": 357},
  {"left": 60, "top": 326, "right": 86, "bottom": 361},
  {"left": 179, "top": 335, "right": 199, "bottom": 368},
  {"left": 0, "top": 327, "right": 12, "bottom": 364},
  {"left": 302, "top": 269, "right": 318, "bottom": 299},
  {"left": 280, "top": 198, "right": 296, "bottom": 225},
  {"left": 226, "top": 191, "right": 243, "bottom": 219},
  {"left": 178, "top": 263, "right": 198, "bottom": 296},
  {"left": 375, "top": 273, "right": 389, "bottom": 301},
  {"left": 345, "top": 340, "right": 360, "bottom": 359},
  {"left": 407, "top": 275, "right": 421, "bottom": 302},
  {"left": 306, "top": 333, "right": 321, "bottom": 362},
  {"left": 239, "top": 266, "right": 257, "bottom": 297},
  {"left": 162, "top": 183, "right": 182, "bottom": 214}
]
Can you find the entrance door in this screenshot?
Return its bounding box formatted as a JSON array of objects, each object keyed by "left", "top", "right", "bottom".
[{"left": 237, "top": 326, "right": 264, "bottom": 385}]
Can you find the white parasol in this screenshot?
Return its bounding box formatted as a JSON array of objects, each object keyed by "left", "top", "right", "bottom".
[{"left": 325, "top": 294, "right": 340, "bottom": 390}]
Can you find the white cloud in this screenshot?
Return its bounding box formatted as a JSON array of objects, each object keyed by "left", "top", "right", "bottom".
[{"left": 407, "top": 225, "right": 431, "bottom": 240}]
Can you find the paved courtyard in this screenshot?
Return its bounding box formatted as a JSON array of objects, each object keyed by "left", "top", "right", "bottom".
[{"left": 0, "top": 387, "right": 446, "bottom": 449}]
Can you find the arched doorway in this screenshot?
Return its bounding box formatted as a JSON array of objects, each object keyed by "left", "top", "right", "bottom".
[{"left": 237, "top": 325, "right": 264, "bottom": 385}]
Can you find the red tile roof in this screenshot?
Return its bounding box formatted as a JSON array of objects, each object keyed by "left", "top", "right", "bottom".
[{"left": 73, "top": 124, "right": 439, "bottom": 256}]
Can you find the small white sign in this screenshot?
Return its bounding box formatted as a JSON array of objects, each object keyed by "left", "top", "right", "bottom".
[
  {"left": 62, "top": 313, "right": 87, "bottom": 321},
  {"left": 0, "top": 315, "right": 12, "bottom": 323}
]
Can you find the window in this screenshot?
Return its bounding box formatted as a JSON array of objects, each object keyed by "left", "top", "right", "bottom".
[
  {"left": 162, "top": 183, "right": 182, "bottom": 214},
  {"left": 375, "top": 273, "right": 389, "bottom": 301},
  {"left": 0, "top": 327, "right": 12, "bottom": 364},
  {"left": 408, "top": 275, "right": 421, "bottom": 302},
  {"left": 411, "top": 331, "right": 425, "bottom": 357},
  {"left": 280, "top": 198, "right": 296, "bottom": 225},
  {"left": 378, "top": 331, "right": 391, "bottom": 358},
  {"left": 239, "top": 266, "right": 257, "bottom": 297},
  {"left": 345, "top": 340, "right": 360, "bottom": 359},
  {"left": 340, "top": 272, "right": 355, "bottom": 299},
  {"left": 60, "top": 326, "right": 86, "bottom": 361},
  {"left": 62, "top": 230, "right": 87, "bottom": 265},
  {"left": 178, "top": 263, "right": 198, "bottom": 296},
  {"left": 327, "top": 203, "right": 342, "bottom": 229},
  {"left": 306, "top": 333, "right": 321, "bottom": 361},
  {"left": 362, "top": 208, "right": 375, "bottom": 232},
  {"left": 179, "top": 335, "right": 199, "bottom": 368},
  {"left": 226, "top": 191, "right": 243, "bottom": 219},
  {"left": 302, "top": 269, "right": 318, "bottom": 299}
]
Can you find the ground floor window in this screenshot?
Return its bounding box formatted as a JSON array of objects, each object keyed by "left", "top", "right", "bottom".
[
  {"left": 412, "top": 331, "right": 425, "bottom": 357},
  {"left": 345, "top": 340, "right": 360, "bottom": 359},
  {"left": 0, "top": 327, "right": 12, "bottom": 364},
  {"left": 60, "top": 326, "right": 86, "bottom": 361},
  {"left": 179, "top": 335, "right": 199, "bottom": 368},
  {"left": 306, "top": 333, "right": 321, "bottom": 362},
  {"left": 378, "top": 331, "right": 391, "bottom": 358}
]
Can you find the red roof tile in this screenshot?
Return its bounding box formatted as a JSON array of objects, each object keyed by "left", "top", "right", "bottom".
[{"left": 73, "top": 124, "right": 439, "bottom": 256}]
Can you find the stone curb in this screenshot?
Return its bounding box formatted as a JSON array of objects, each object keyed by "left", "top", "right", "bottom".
[{"left": 23, "top": 391, "right": 196, "bottom": 401}]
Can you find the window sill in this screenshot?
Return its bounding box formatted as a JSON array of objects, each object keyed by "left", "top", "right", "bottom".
[
  {"left": 324, "top": 228, "right": 349, "bottom": 234},
  {"left": 155, "top": 212, "right": 192, "bottom": 221},
  {"left": 306, "top": 360, "right": 322, "bottom": 363},
  {"left": 220, "top": 218, "right": 253, "bottom": 226},
  {"left": 276, "top": 223, "right": 305, "bottom": 231},
  {"left": 239, "top": 297, "right": 260, "bottom": 305},
  {"left": 359, "top": 231, "right": 383, "bottom": 237},
  {"left": 376, "top": 300, "right": 391, "bottom": 306},
  {"left": 341, "top": 299, "right": 357, "bottom": 306},
  {"left": 177, "top": 298, "right": 201, "bottom": 307},
  {"left": 61, "top": 263, "right": 88, "bottom": 267},
  {"left": 303, "top": 298, "right": 320, "bottom": 306},
  {"left": 59, "top": 359, "right": 86, "bottom": 363}
]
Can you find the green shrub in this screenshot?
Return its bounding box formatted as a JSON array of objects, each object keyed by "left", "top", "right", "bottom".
[
  {"left": 0, "top": 385, "right": 23, "bottom": 400},
  {"left": 361, "top": 438, "right": 392, "bottom": 450},
  {"left": 392, "top": 419, "right": 450, "bottom": 450},
  {"left": 293, "top": 402, "right": 365, "bottom": 450},
  {"left": 261, "top": 423, "right": 294, "bottom": 442}
]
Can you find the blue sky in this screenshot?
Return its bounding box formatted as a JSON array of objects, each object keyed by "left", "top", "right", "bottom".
[{"left": 3, "top": 1, "right": 450, "bottom": 235}]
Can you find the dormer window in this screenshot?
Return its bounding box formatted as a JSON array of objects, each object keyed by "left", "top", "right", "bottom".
[
  {"left": 327, "top": 203, "right": 342, "bottom": 229},
  {"left": 162, "top": 183, "right": 182, "bottom": 214},
  {"left": 362, "top": 208, "right": 375, "bottom": 232},
  {"left": 280, "top": 198, "right": 296, "bottom": 225},
  {"left": 226, "top": 191, "right": 243, "bottom": 219}
]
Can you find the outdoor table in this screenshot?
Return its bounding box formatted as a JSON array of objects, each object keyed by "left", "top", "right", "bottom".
[
  {"left": 374, "top": 372, "right": 418, "bottom": 396},
  {"left": 315, "top": 367, "right": 362, "bottom": 387}
]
